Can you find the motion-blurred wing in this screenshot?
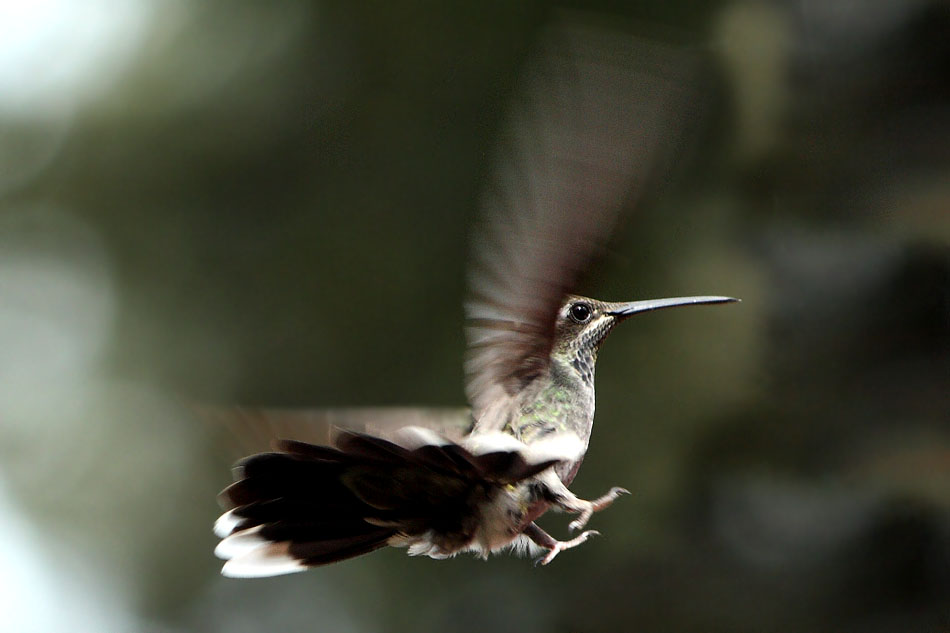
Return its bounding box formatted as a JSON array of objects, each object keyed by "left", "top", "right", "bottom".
[
  {"left": 200, "top": 406, "right": 472, "bottom": 459},
  {"left": 465, "top": 18, "right": 698, "bottom": 425}
]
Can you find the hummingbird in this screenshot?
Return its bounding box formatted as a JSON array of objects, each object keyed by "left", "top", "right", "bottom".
[{"left": 212, "top": 18, "right": 737, "bottom": 577}]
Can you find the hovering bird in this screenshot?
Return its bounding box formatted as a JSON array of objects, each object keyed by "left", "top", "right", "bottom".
[{"left": 212, "top": 18, "right": 737, "bottom": 577}]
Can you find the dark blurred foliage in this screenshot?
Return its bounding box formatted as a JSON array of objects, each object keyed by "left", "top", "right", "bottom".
[{"left": 0, "top": 1, "right": 947, "bottom": 632}]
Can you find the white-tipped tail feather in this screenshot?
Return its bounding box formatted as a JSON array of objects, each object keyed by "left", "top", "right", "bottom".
[
  {"left": 215, "top": 524, "right": 308, "bottom": 578},
  {"left": 213, "top": 509, "right": 243, "bottom": 539},
  {"left": 220, "top": 542, "right": 307, "bottom": 578},
  {"left": 214, "top": 525, "right": 266, "bottom": 560}
]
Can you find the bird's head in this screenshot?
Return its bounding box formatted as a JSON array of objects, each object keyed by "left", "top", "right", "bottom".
[{"left": 553, "top": 294, "right": 738, "bottom": 366}]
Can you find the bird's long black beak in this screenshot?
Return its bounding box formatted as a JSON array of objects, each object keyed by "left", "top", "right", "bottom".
[{"left": 607, "top": 296, "right": 739, "bottom": 319}]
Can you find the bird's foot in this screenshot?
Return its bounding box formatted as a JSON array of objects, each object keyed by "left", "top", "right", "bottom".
[
  {"left": 567, "top": 487, "right": 630, "bottom": 532},
  {"left": 523, "top": 522, "right": 600, "bottom": 566},
  {"left": 535, "top": 530, "right": 600, "bottom": 566}
]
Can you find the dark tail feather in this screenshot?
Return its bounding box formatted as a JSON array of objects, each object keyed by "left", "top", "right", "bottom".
[
  {"left": 214, "top": 430, "right": 559, "bottom": 576},
  {"left": 215, "top": 443, "right": 398, "bottom": 576}
]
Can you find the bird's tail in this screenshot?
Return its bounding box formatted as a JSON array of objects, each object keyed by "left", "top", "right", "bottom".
[{"left": 214, "top": 428, "right": 558, "bottom": 577}]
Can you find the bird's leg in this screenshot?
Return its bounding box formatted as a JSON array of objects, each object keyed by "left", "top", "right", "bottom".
[
  {"left": 567, "top": 486, "right": 630, "bottom": 532},
  {"left": 537, "top": 471, "right": 630, "bottom": 532},
  {"left": 523, "top": 522, "right": 599, "bottom": 566}
]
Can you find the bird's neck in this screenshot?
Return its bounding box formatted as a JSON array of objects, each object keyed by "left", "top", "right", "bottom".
[
  {"left": 563, "top": 346, "right": 596, "bottom": 388},
  {"left": 507, "top": 350, "right": 597, "bottom": 447}
]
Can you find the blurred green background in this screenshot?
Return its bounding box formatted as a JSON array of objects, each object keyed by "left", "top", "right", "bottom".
[{"left": 0, "top": 1, "right": 947, "bottom": 632}]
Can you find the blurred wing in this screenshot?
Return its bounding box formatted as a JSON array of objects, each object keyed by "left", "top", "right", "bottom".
[
  {"left": 465, "top": 17, "right": 699, "bottom": 424},
  {"left": 200, "top": 406, "right": 473, "bottom": 459}
]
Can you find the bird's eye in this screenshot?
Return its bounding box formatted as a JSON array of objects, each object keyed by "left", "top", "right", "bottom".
[{"left": 568, "top": 302, "right": 592, "bottom": 323}]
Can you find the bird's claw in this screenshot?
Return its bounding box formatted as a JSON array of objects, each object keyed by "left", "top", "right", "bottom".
[
  {"left": 567, "top": 487, "right": 630, "bottom": 532},
  {"left": 535, "top": 530, "right": 600, "bottom": 566}
]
